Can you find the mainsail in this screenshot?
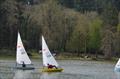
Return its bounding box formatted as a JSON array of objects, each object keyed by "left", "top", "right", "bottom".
[
  {"left": 16, "top": 32, "right": 31, "bottom": 64},
  {"left": 115, "top": 58, "right": 120, "bottom": 69},
  {"left": 42, "top": 36, "right": 58, "bottom": 67}
]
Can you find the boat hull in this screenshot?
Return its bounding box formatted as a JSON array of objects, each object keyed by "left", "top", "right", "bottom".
[
  {"left": 42, "top": 68, "right": 63, "bottom": 72},
  {"left": 114, "top": 67, "right": 120, "bottom": 72},
  {"left": 16, "top": 67, "right": 35, "bottom": 70}
]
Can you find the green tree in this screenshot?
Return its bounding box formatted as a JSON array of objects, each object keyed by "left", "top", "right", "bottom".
[
  {"left": 30, "top": 0, "right": 68, "bottom": 51},
  {"left": 66, "top": 14, "right": 89, "bottom": 55},
  {"left": 88, "top": 18, "right": 102, "bottom": 56}
]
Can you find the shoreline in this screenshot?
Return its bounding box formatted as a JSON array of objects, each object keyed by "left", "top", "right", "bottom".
[{"left": 0, "top": 54, "right": 118, "bottom": 63}]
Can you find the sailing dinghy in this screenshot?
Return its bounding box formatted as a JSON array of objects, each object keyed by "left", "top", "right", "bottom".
[
  {"left": 114, "top": 58, "right": 120, "bottom": 72},
  {"left": 41, "top": 36, "right": 63, "bottom": 72},
  {"left": 16, "top": 32, "right": 34, "bottom": 70}
]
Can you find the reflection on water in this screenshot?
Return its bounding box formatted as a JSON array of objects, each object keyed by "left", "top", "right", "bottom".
[
  {"left": 13, "top": 70, "right": 33, "bottom": 79},
  {"left": 115, "top": 72, "right": 120, "bottom": 79},
  {"left": 41, "top": 73, "right": 60, "bottom": 79},
  {"left": 0, "top": 66, "right": 14, "bottom": 79},
  {"left": 40, "top": 73, "right": 94, "bottom": 79},
  {"left": 0, "top": 60, "right": 120, "bottom": 79}
]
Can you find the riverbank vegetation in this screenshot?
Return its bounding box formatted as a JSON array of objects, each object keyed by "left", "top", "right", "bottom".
[{"left": 0, "top": 0, "right": 120, "bottom": 60}]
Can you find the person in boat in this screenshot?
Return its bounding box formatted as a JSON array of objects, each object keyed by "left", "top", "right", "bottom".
[
  {"left": 22, "top": 61, "right": 26, "bottom": 68},
  {"left": 47, "top": 63, "right": 57, "bottom": 69}
]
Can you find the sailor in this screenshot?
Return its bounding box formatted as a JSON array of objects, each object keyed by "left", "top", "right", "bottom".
[
  {"left": 22, "top": 61, "right": 26, "bottom": 67},
  {"left": 47, "top": 63, "right": 57, "bottom": 69}
]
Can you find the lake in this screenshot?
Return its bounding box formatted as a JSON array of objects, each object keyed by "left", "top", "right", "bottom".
[{"left": 0, "top": 59, "right": 120, "bottom": 79}]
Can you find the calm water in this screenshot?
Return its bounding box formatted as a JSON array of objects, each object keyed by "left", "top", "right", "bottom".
[{"left": 0, "top": 59, "right": 120, "bottom": 79}]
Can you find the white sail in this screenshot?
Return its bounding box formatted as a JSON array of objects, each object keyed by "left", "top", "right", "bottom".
[
  {"left": 16, "top": 32, "right": 31, "bottom": 64},
  {"left": 115, "top": 58, "right": 120, "bottom": 69},
  {"left": 42, "top": 36, "right": 58, "bottom": 67}
]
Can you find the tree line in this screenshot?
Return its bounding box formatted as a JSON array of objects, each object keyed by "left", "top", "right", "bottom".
[{"left": 0, "top": 0, "right": 120, "bottom": 59}]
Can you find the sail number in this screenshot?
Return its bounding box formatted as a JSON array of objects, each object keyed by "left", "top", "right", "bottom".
[
  {"left": 47, "top": 54, "right": 51, "bottom": 57},
  {"left": 20, "top": 49, "right": 25, "bottom": 54}
]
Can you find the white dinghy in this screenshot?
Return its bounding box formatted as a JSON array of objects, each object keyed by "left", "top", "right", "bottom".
[
  {"left": 16, "top": 32, "right": 34, "bottom": 70},
  {"left": 41, "top": 36, "right": 63, "bottom": 72},
  {"left": 114, "top": 58, "right": 120, "bottom": 72}
]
